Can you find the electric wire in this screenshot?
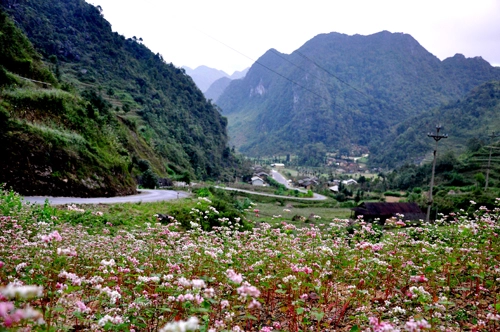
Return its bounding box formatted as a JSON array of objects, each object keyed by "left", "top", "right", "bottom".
[{"left": 198, "top": 31, "right": 330, "bottom": 102}]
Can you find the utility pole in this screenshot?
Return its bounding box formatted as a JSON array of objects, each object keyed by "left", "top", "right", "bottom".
[
  {"left": 426, "top": 125, "right": 448, "bottom": 223},
  {"left": 485, "top": 132, "right": 500, "bottom": 191}
]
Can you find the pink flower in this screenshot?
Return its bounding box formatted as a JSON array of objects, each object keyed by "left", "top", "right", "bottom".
[
  {"left": 75, "top": 301, "right": 90, "bottom": 313},
  {"left": 410, "top": 275, "right": 428, "bottom": 283},
  {"left": 226, "top": 269, "right": 243, "bottom": 284},
  {"left": 248, "top": 299, "right": 261, "bottom": 308},
  {"left": 369, "top": 316, "right": 398, "bottom": 332},
  {"left": 405, "top": 318, "right": 431, "bottom": 331},
  {"left": 237, "top": 283, "right": 260, "bottom": 298}
]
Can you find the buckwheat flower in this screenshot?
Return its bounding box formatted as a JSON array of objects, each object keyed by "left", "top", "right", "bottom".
[
  {"left": 15, "top": 263, "right": 27, "bottom": 273},
  {"left": 57, "top": 247, "right": 77, "bottom": 257},
  {"left": 369, "top": 316, "right": 399, "bottom": 332},
  {"left": 191, "top": 279, "right": 206, "bottom": 289},
  {"left": 75, "top": 301, "right": 91, "bottom": 314},
  {"left": 159, "top": 316, "right": 199, "bottom": 332},
  {"left": 486, "top": 313, "right": 500, "bottom": 321},
  {"left": 237, "top": 283, "right": 260, "bottom": 298},
  {"left": 17, "top": 305, "right": 45, "bottom": 325},
  {"left": 1, "top": 283, "right": 43, "bottom": 299},
  {"left": 226, "top": 269, "right": 243, "bottom": 284},
  {"left": 0, "top": 261, "right": 4, "bottom": 268},
  {"left": 410, "top": 275, "right": 428, "bottom": 283},
  {"left": 100, "top": 258, "right": 116, "bottom": 267},
  {"left": 260, "top": 327, "right": 273, "bottom": 332},
  {"left": 204, "top": 287, "right": 215, "bottom": 298},
  {"left": 248, "top": 298, "right": 261, "bottom": 308},
  {"left": 98, "top": 314, "right": 124, "bottom": 326},
  {"left": 49, "top": 231, "right": 62, "bottom": 241},
  {"left": 220, "top": 300, "right": 230, "bottom": 309},
  {"left": 404, "top": 318, "right": 431, "bottom": 331}
]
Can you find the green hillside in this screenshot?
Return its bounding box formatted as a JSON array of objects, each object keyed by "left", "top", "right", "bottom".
[
  {"left": 371, "top": 80, "right": 500, "bottom": 167},
  {"left": 0, "top": 0, "right": 237, "bottom": 196},
  {"left": 217, "top": 31, "right": 500, "bottom": 163}
]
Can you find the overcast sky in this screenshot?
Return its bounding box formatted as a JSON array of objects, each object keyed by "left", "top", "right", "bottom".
[{"left": 88, "top": 0, "right": 499, "bottom": 75}]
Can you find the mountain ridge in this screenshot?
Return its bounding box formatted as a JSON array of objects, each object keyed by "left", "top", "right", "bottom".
[{"left": 216, "top": 31, "right": 500, "bottom": 163}]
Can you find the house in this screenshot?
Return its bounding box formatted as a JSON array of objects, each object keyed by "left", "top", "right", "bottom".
[
  {"left": 251, "top": 176, "right": 265, "bottom": 186},
  {"left": 297, "top": 177, "right": 318, "bottom": 189},
  {"left": 342, "top": 179, "right": 358, "bottom": 186},
  {"left": 329, "top": 185, "right": 339, "bottom": 192},
  {"left": 255, "top": 172, "right": 269, "bottom": 178},
  {"left": 351, "top": 202, "right": 425, "bottom": 223}
]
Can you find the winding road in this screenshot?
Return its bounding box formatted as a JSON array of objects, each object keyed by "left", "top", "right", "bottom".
[
  {"left": 23, "top": 189, "right": 190, "bottom": 206},
  {"left": 215, "top": 186, "right": 327, "bottom": 200},
  {"left": 22, "top": 170, "right": 327, "bottom": 205}
]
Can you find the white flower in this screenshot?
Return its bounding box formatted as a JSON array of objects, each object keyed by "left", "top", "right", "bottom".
[
  {"left": 159, "top": 317, "right": 199, "bottom": 332},
  {"left": 1, "top": 283, "right": 43, "bottom": 299}
]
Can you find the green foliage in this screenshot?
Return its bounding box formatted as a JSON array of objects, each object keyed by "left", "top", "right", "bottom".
[
  {"left": 0, "top": 9, "right": 56, "bottom": 85},
  {"left": 141, "top": 169, "right": 159, "bottom": 189},
  {"left": 1, "top": 0, "right": 241, "bottom": 189},
  {"left": 372, "top": 81, "right": 500, "bottom": 167}
]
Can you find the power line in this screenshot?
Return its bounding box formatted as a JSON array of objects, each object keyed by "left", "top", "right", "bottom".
[
  {"left": 198, "top": 31, "right": 330, "bottom": 102},
  {"left": 294, "top": 50, "right": 372, "bottom": 99}
]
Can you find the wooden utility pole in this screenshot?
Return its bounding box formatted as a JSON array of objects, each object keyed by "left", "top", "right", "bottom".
[
  {"left": 485, "top": 132, "right": 500, "bottom": 191},
  {"left": 426, "top": 125, "right": 448, "bottom": 223}
]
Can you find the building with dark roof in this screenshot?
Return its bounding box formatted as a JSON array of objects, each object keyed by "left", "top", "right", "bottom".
[{"left": 351, "top": 202, "right": 425, "bottom": 223}]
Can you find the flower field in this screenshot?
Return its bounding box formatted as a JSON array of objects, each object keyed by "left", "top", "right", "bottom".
[{"left": 1, "top": 188, "right": 500, "bottom": 331}]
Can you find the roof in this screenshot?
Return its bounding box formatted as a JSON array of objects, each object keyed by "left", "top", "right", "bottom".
[
  {"left": 251, "top": 176, "right": 264, "bottom": 182},
  {"left": 352, "top": 202, "right": 424, "bottom": 218}
]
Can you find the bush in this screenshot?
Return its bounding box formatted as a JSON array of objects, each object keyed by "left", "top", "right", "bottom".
[{"left": 141, "top": 169, "right": 158, "bottom": 189}]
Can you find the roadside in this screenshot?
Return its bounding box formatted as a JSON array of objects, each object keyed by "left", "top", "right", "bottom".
[
  {"left": 22, "top": 189, "right": 190, "bottom": 205},
  {"left": 215, "top": 186, "right": 327, "bottom": 201}
]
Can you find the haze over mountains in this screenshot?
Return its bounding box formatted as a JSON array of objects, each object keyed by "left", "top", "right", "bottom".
[
  {"left": 182, "top": 65, "right": 248, "bottom": 93},
  {"left": 215, "top": 31, "right": 500, "bottom": 165}
]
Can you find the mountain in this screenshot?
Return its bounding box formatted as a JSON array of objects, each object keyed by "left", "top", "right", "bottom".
[
  {"left": 0, "top": 0, "right": 237, "bottom": 196},
  {"left": 205, "top": 68, "right": 250, "bottom": 102},
  {"left": 370, "top": 80, "right": 500, "bottom": 167},
  {"left": 205, "top": 76, "right": 232, "bottom": 102},
  {"left": 216, "top": 31, "right": 500, "bottom": 163},
  {"left": 183, "top": 65, "right": 249, "bottom": 96},
  {"left": 182, "top": 65, "right": 229, "bottom": 92},
  {"left": 230, "top": 68, "right": 249, "bottom": 80}
]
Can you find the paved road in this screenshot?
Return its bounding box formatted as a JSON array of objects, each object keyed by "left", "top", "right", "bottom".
[
  {"left": 271, "top": 169, "right": 293, "bottom": 189},
  {"left": 23, "top": 189, "right": 190, "bottom": 206},
  {"left": 215, "top": 186, "right": 327, "bottom": 201}
]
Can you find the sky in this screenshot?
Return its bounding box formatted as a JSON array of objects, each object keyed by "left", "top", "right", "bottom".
[{"left": 88, "top": 0, "right": 499, "bottom": 75}]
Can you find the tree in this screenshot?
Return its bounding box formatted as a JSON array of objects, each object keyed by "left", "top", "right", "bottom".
[
  {"left": 141, "top": 169, "right": 159, "bottom": 189},
  {"left": 474, "top": 172, "right": 485, "bottom": 189}
]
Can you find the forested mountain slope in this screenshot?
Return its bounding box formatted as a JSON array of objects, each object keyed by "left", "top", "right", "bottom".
[
  {"left": 0, "top": 0, "right": 237, "bottom": 196},
  {"left": 217, "top": 31, "right": 500, "bottom": 162},
  {"left": 371, "top": 80, "right": 500, "bottom": 167},
  {"left": 0, "top": 9, "right": 137, "bottom": 196}
]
